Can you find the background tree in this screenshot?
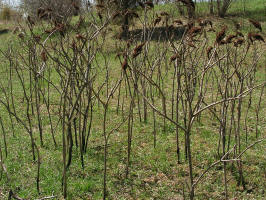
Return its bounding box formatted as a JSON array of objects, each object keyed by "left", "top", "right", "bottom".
[
  {"left": 178, "top": 0, "right": 195, "bottom": 18},
  {"left": 96, "top": 0, "right": 139, "bottom": 37},
  {"left": 21, "top": 0, "right": 82, "bottom": 20},
  {"left": 217, "top": 0, "right": 232, "bottom": 17},
  {"left": 0, "top": 4, "right": 11, "bottom": 20}
]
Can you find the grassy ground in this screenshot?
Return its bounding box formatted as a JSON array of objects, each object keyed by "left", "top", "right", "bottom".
[{"left": 0, "top": 0, "right": 265, "bottom": 199}]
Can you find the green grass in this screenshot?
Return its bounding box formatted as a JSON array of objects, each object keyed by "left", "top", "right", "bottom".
[{"left": 0, "top": 1, "right": 266, "bottom": 199}]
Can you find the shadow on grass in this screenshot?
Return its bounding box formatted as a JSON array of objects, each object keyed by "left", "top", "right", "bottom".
[
  {"left": 0, "top": 29, "right": 9, "bottom": 35},
  {"left": 228, "top": 8, "right": 266, "bottom": 21},
  {"left": 119, "top": 26, "right": 186, "bottom": 41}
]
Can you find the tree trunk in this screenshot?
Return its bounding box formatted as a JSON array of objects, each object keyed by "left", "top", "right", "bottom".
[
  {"left": 218, "top": 0, "right": 232, "bottom": 18},
  {"left": 209, "top": 0, "right": 214, "bottom": 15}
]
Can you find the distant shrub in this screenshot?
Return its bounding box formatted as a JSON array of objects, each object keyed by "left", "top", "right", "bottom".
[{"left": 1, "top": 6, "right": 11, "bottom": 20}]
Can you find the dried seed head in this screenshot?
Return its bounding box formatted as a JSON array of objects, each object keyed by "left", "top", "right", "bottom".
[
  {"left": 133, "top": 42, "right": 145, "bottom": 53},
  {"left": 75, "top": 16, "right": 84, "bottom": 29},
  {"left": 154, "top": 17, "right": 161, "bottom": 26},
  {"left": 13, "top": 26, "right": 20, "bottom": 34},
  {"left": 207, "top": 27, "right": 216, "bottom": 32},
  {"left": 248, "top": 32, "right": 254, "bottom": 43},
  {"left": 125, "top": 10, "right": 139, "bottom": 18},
  {"left": 145, "top": 1, "right": 154, "bottom": 8},
  {"left": 160, "top": 11, "right": 169, "bottom": 16},
  {"left": 173, "top": 19, "right": 183, "bottom": 25},
  {"left": 112, "top": 12, "right": 121, "bottom": 20},
  {"left": 187, "top": 40, "right": 196, "bottom": 48},
  {"left": 216, "top": 26, "right": 227, "bottom": 45},
  {"left": 233, "top": 21, "right": 241, "bottom": 30},
  {"left": 249, "top": 19, "right": 262, "bottom": 32},
  {"left": 205, "top": 19, "right": 213, "bottom": 27},
  {"left": 252, "top": 33, "right": 265, "bottom": 42},
  {"left": 206, "top": 46, "right": 213, "bottom": 59},
  {"left": 37, "top": 8, "right": 45, "bottom": 18},
  {"left": 225, "top": 34, "right": 237, "bottom": 43},
  {"left": 234, "top": 38, "right": 245, "bottom": 47},
  {"left": 122, "top": 59, "right": 128, "bottom": 70},
  {"left": 27, "top": 16, "right": 35, "bottom": 26},
  {"left": 235, "top": 31, "right": 244, "bottom": 37},
  {"left": 189, "top": 26, "right": 202, "bottom": 37},
  {"left": 219, "top": 40, "right": 227, "bottom": 45},
  {"left": 76, "top": 34, "right": 86, "bottom": 41},
  {"left": 34, "top": 35, "right": 41, "bottom": 43},
  {"left": 41, "top": 50, "right": 48, "bottom": 62},
  {"left": 179, "top": 0, "right": 195, "bottom": 9},
  {"left": 71, "top": 40, "right": 77, "bottom": 50},
  {"left": 72, "top": 2, "right": 80, "bottom": 10},
  {"left": 248, "top": 32, "right": 265, "bottom": 43},
  {"left": 116, "top": 51, "right": 127, "bottom": 59},
  {"left": 186, "top": 21, "right": 195, "bottom": 30},
  {"left": 18, "top": 33, "right": 24, "bottom": 39},
  {"left": 95, "top": 4, "right": 105, "bottom": 9},
  {"left": 98, "top": 12, "right": 103, "bottom": 20},
  {"left": 132, "top": 50, "right": 141, "bottom": 58},
  {"left": 170, "top": 53, "right": 181, "bottom": 64},
  {"left": 138, "top": 1, "right": 145, "bottom": 8},
  {"left": 198, "top": 18, "right": 209, "bottom": 27}
]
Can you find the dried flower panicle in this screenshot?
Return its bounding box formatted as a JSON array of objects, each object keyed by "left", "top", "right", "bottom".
[
  {"left": 207, "top": 27, "right": 216, "bottom": 32},
  {"left": 170, "top": 52, "right": 181, "bottom": 64},
  {"left": 252, "top": 33, "right": 265, "bottom": 42},
  {"left": 34, "top": 35, "right": 41, "bottom": 43},
  {"left": 173, "top": 19, "right": 183, "bottom": 25},
  {"left": 235, "top": 31, "right": 244, "bottom": 37},
  {"left": 225, "top": 34, "right": 237, "bottom": 44},
  {"left": 112, "top": 12, "right": 121, "bottom": 20},
  {"left": 95, "top": 4, "right": 105, "bottom": 9},
  {"left": 18, "top": 32, "right": 25, "bottom": 39},
  {"left": 160, "top": 11, "right": 169, "bottom": 16},
  {"left": 216, "top": 26, "right": 227, "bottom": 45},
  {"left": 154, "top": 17, "right": 161, "bottom": 26},
  {"left": 145, "top": 1, "right": 154, "bottom": 8},
  {"left": 137, "top": 1, "right": 145, "bottom": 8},
  {"left": 76, "top": 34, "right": 86, "bottom": 41},
  {"left": 132, "top": 42, "right": 145, "bottom": 58},
  {"left": 233, "top": 21, "right": 241, "bottom": 30},
  {"left": 187, "top": 40, "right": 196, "bottom": 48},
  {"left": 248, "top": 19, "right": 262, "bottom": 32},
  {"left": 248, "top": 32, "right": 265, "bottom": 43},
  {"left": 179, "top": 0, "right": 195, "bottom": 9},
  {"left": 72, "top": 1, "right": 80, "bottom": 11},
  {"left": 41, "top": 50, "right": 48, "bottom": 62},
  {"left": 27, "top": 16, "right": 35, "bottom": 27},
  {"left": 122, "top": 58, "right": 129, "bottom": 70},
  {"left": 234, "top": 38, "right": 245, "bottom": 47},
  {"left": 188, "top": 26, "right": 202, "bottom": 37},
  {"left": 206, "top": 46, "right": 213, "bottom": 59},
  {"left": 75, "top": 16, "right": 84, "bottom": 29},
  {"left": 13, "top": 27, "right": 20, "bottom": 34}
]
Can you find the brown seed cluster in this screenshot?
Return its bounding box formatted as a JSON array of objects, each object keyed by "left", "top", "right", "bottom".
[
  {"left": 170, "top": 52, "right": 181, "bottom": 65},
  {"left": 41, "top": 50, "right": 48, "bottom": 62},
  {"left": 173, "top": 19, "right": 183, "bottom": 25},
  {"left": 188, "top": 26, "right": 202, "bottom": 37},
  {"left": 132, "top": 42, "right": 145, "bottom": 58},
  {"left": 234, "top": 38, "right": 245, "bottom": 47},
  {"left": 144, "top": 1, "right": 154, "bottom": 8},
  {"left": 122, "top": 59, "right": 129, "bottom": 71},
  {"left": 249, "top": 19, "right": 262, "bottom": 32},
  {"left": 154, "top": 17, "right": 161, "bottom": 26},
  {"left": 216, "top": 26, "right": 227, "bottom": 45},
  {"left": 206, "top": 46, "right": 213, "bottom": 59},
  {"left": 248, "top": 32, "right": 265, "bottom": 43}
]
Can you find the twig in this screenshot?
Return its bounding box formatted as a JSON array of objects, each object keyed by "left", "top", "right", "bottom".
[{"left": 35, "top": 195, "right": 57, "bottom": 200}]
